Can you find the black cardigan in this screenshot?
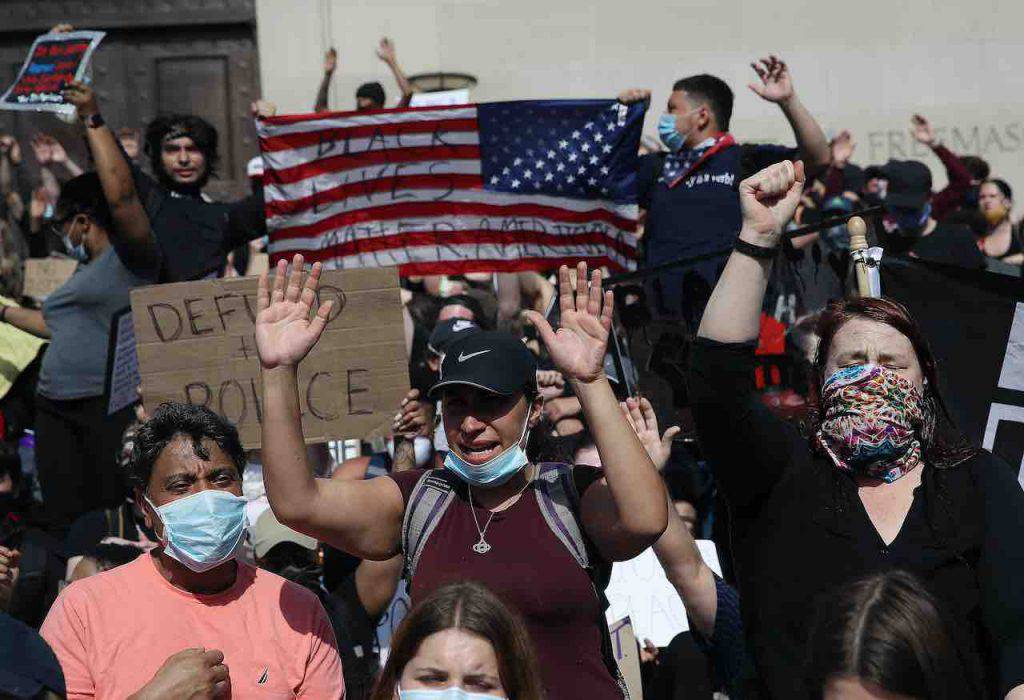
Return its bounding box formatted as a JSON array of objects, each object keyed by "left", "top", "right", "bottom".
[{"left": 689, "top": 338, "right": 1024, "bottom": 698}]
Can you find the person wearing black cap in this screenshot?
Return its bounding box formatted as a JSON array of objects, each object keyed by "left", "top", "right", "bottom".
[
  {"left": 425, "top": 317, "right": 481, "bottom": 456},
  {"left": 879, "top": 159, "right": 985, "bottom": 269},
  {"left": 256, "top": 256, "right": 668, "bottom": 700}
]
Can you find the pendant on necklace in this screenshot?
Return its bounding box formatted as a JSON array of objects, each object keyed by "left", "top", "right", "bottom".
[{"left": 472, "top": 539, "right": 492, "bottom": 554}]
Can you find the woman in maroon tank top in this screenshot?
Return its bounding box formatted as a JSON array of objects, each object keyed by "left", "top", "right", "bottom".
[{"left": 255, "top": 257, "right": 668, "bottom": 699}]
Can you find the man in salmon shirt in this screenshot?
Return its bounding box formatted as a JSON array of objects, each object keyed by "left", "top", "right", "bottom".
[{"left": 41, "top": 403, "right": 343, "bottom": 699}]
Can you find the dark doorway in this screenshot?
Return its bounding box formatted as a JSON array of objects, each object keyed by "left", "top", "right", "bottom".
[{"left": 0, "top": 0, "right": 260, "bottom": 200}]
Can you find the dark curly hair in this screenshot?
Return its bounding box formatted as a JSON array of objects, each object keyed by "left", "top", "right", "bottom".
[
  {"left": 144, "top": 114, "right": 220, "bottom": 191},
  {"left": 129, "top": 402, "right": 245, "bottom": 492}
]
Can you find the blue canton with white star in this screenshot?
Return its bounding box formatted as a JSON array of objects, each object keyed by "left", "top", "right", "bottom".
[{"left": 477, "top": 100, "right": 645, "bottom": 204}]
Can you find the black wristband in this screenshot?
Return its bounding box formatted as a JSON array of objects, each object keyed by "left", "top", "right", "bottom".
[
  {"left": 82, "top": 112, "right": 105, "bottom": 129},
  {"left": 734, "top": 237, "right": 778, "bottom": 260},
  {"left": 0, "top": 306, "right": 7, "bottom": 323}
]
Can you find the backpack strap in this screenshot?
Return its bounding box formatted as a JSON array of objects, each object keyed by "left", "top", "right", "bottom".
[
  {"left": 401, "top": 469, "right": 458, "bottom": 581},
  {"left": 533, "top": 462, "right": 590, "bottom": 570},
  {"left": 534, "top": 462, "right": 630, "bottom": 699}
]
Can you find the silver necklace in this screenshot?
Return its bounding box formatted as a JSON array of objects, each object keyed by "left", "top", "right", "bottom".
[{"left": 467, "top": 468, "right": 534, "bottom": 555}]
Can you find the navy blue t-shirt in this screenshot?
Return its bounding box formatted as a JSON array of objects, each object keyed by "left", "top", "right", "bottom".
[{"left": 637, "top": 143, "right": 796, "bottom": 323}]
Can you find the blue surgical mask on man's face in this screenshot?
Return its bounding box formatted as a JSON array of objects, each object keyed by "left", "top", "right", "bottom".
[
  {"left": 60, "top": 218, "right": 89, "bottom": 262},
  {"left": 62, "top": 232, "right": 88, "bottom": 262},
  {"left": 657, "top": 108, "right": 701, "bottom": 152},
  {"left": 146, "top": 489, "right": 247, "bottom": 573}
]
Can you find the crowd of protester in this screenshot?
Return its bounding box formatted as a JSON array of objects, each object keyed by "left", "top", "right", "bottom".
[{"left": 0, "top": 21, "right": 1022, "bottom": 700}]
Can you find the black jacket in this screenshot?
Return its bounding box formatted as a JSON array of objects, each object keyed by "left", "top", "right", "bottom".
[{"left": 689, "top": 338, "right": 1024, "bottom": 698}]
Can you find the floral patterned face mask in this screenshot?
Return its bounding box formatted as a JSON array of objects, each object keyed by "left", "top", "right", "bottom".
[{"left": 816, "top": 364, "right": 933, "bottom": 483}]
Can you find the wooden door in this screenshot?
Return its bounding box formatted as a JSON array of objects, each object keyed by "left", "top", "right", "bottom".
[{"left": 0, "top": 0, "right": 260, "bottom": 200}]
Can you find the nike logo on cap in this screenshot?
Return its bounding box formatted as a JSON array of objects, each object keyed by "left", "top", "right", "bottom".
[{"left": 458, "top": 349, "right": 490, "bottom": 362}]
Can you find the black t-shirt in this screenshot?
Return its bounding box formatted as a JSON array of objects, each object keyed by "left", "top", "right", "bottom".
[
  {"left": 880, "top": 221, "right": 986, "bottom": 270},
  {"left": 636, "top": 143, "right": 797, "bottom": 321},
  {"left": 128, "top": 170, "right": 267, "bottom": 282}
]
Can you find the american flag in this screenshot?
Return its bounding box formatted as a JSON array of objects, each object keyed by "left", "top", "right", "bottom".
[{"left": 256, "top": 99, "right": 645, "bottom": 275}]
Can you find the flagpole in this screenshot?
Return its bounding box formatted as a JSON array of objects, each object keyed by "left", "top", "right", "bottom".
[{"left": 603, "top": 206, "right": 885, "bottom": 287}]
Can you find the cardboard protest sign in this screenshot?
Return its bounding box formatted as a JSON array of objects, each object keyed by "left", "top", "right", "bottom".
[
  {"left": 608, "top": 616, "right": 644, "bottom": 700},
  {"left": 605, "top": 540, "right": 723, "bottom": 647},
  {"left": 105, "top": 308, "right": 140, "bottom": 416},
  {"left": 22, "top": 257, "right": 78, "bottom": 300},
  {"left": 130, "top": 267, "right": 408, "bottom": 448},
  {"left": 0, "top": 296, "right": 47, "bottom": 400},
  {"left": 0, "top": 31, "right": 105, "bottom": 115}
]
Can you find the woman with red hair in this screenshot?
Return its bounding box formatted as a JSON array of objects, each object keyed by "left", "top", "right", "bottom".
[{"left": 691, "top": 160, "right": 1024, "bottom": 699}]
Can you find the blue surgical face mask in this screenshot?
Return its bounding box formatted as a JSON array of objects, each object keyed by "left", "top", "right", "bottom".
[
  {"left": 398, "top": 686, "right": 506, "bottom": 700},
  {"left": 146, "top": 489, "right": 247, "bottom": 573},
  {"left": 657, "top": 113, "right": 686, "bottom": 152},
  {"left": 657, "top": 108, "right": 701, "bottom": 153},
  {"left": 62, "top": 232, "right": 89, "bottom": 262},
  {"left": 443, "top": 411, "right": 531, "bottom": 488}
]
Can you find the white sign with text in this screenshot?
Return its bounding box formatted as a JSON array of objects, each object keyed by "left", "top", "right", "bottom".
[{"left": 604, "top": 540, "right": 722, "bottom": 648}]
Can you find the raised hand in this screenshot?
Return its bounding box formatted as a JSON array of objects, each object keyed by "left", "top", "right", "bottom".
[
  {"left": 536, "top": 369, "right": 566, "bottom": 400},
  {"left": 255, "top": 254, "right": 334, "bottom": 371},
  {"left": 525, "top": 262, "right": 613, "bottom": 385},
  {"left": 620, "top": 397, "right": 680, "bottom": 471},
  {"left": 910, "top": 114, "right": 935, "bottom": 146},
  {"left": 61, "top": 80, "right": 99, "bottom": 119},
  {"left": 739, "top": 160, "right": 806, "bottom": 240},
  {"left": 392, "top": 388, "right": 434, "bottom": 438},
  {"left": 324, "top": 47, "right": 338, "bottom": 74},
  {"left": 251, "top": 99, "right": 277, "bottom": 119},
  {"left": 48, "top": 139, "right": 69, "bottom": 164},
  {"left": 29, "top": 188, "right": 48, "bottom": 221},
  {"left": 617, "top": 88, "right": 651, "bottom": 105},
  {"left": 118, "top": 127, "right": 141, "bottom": 159},
  {"left": 30, "top": 135, "right": 52, "bottom": 165},
  {"left": 748, "top": 55, "right": 795, "bottom": 104},
  {"left": 376, "top": 37, "right": 397, "bottom": 64},
  {"left": 0, "top": 134, "right": 21, "bottom": 164},
  {"left": 830, "top": 130, "right": 856, "bottom": 167}
]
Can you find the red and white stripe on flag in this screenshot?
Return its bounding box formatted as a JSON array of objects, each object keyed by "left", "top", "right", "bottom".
[{"left": 257, "top": 106, "right": 638, "bottom": 275}]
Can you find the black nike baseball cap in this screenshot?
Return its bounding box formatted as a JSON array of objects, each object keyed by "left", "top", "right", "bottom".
[
  {"left": 427, "top": 318, "right": 480, "bottom": 356},
  {"left": 429, "top": 331, "right": 538, "bottom": 398}
]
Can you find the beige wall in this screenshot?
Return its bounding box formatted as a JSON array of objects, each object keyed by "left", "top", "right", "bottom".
[{"left": 256, "top": 0, "right": 1024, "bottom": 195}]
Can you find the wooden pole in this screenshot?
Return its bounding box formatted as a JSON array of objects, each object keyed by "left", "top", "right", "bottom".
[{"left": 848, "top": 216, "right": 871, "bottom": 297}]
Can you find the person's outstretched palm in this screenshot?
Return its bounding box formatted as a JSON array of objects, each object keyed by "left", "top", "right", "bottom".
[
  {"left": 525, "top": 262, "right": 612, "bottom": 384},
  {"left": 620, "top": 396, "right": 680, "bottom": 471},
  {"left": 255, "top": 254, "right": 334, "bottom": 370}
]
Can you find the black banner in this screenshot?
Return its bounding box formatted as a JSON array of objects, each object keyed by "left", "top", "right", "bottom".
[{"left": 882, "top": 257, "right": 1024, "bottom": 475}]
